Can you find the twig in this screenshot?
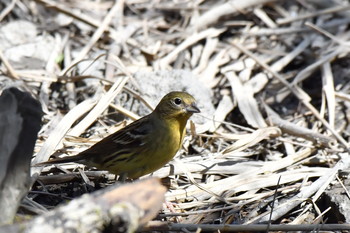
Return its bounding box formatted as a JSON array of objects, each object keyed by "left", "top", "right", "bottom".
[
  {"left": 336, "top": 174, "right": 350, "bottom": 200},
  {"left": 242, "top": 18, "right": 350, "bottom": 36},
  {"left": 159, "top": 28, "right": 224, "bottom": 68},
  {"left": 0, "top": 0, "right": 17, "bottom": 21},
  {"left": 266, "top": 176, "right": 281, "bottom": 232},
  {"left": 231, "top": 41, "right": 350, "bottom": 149},
  {"left": 31, "top": 99, "right": 97, "bottom": 173},
  {"left": 265, "top": 105, "right": 335, "bottom": 147},
  {"left": 143, "top": 221, "right": 350, "bottom": 232},
  {"left": 278, "top": 4, "right": 350, "bottom": 25},
  {"left": 192, "top": 0, "right": 276, "bottom": 30},
  {"left": 68, "top": 76, "right": 128, "bottom": 137},
  {"left": 0, "top": 48, "right": 19, "bottom": 80},
  {"left": 255, "top": 155, "right": 350, "bottom": 223},
  {"left": 60, "top": 1, "right": 121, "bottom": 75}
]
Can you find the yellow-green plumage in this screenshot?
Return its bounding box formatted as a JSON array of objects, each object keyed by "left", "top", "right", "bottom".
[{"left": 37, "top": 91, "right": 200, "bottom": 179}]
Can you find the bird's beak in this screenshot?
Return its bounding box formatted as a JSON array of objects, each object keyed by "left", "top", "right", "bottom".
[{"left": 185, "top": 103, "right": 200, "bottom": 113}]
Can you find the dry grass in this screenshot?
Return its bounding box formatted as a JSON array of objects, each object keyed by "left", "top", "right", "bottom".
[{"left": 1, "top": 0, "right": 350, "bottom": 230}]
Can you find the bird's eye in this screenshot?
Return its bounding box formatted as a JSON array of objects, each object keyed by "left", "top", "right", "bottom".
[{"left": 174, "top": 97, "right": 182, "bottom": 105}]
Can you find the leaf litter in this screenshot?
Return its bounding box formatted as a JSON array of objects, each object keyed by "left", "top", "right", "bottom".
[{"left": 1, "top": 0, "right": 350, "bottom": 230}]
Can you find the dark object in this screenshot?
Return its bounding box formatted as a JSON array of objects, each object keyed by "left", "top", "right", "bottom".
[{"left": 0, "top": 87, "right": 42, "bottom": 224}]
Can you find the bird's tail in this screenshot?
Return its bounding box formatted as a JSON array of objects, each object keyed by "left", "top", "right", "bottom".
[{"left": 34, "top": 154, "right": 85, "bottom": 166}]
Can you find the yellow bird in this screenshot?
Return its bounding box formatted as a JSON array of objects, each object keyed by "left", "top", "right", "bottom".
[{"left": 37, "top": 91, "right": 200, "bottom": 179}]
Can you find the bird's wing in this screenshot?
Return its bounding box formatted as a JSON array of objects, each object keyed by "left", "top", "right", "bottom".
[
  {"left": 79, "top": 115, "right": 155, "bottom": 164},
  {"left": 36, "top": 114, "right": 155, "bottom": 166}
]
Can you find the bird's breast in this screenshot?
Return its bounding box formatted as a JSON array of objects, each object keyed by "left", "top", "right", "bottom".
[
  {"left": 145, "top": 119, "right": 185, "bottom": 165},
  {"left": 111, "top": 117, "right": 187, "bottom": 178}
]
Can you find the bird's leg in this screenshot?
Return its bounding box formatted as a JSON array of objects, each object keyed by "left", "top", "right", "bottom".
[
  {"left": 164, "top": 201, "right": 182, "bottom": 223},
  {"left": 117, "top": 172, "right": 128, "bottom": 182}
]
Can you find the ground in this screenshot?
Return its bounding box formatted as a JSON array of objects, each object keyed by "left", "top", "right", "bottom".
[{"left": 1, "top": 0, "right": 350, "bottom": 231}]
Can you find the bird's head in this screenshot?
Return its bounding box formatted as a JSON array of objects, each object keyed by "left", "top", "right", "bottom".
[{"left": 154, "top": 91, "right": 200, "bottom": 121}]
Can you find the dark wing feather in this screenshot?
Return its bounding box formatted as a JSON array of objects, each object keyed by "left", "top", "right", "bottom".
[
  {"left": 36, "top": 114, "right": 154, "bottom": 166},
  {"left": 72, "top": 115, "right": 154, "bottom": 164}
]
